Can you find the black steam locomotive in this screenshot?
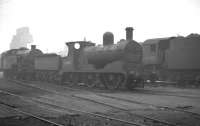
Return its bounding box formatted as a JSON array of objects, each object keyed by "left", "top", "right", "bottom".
[
  {"left": 1, "top": 27, "right": 143, "bottom": 90},
  {"left": 142, "top": 34, "right": 200, "bottom": 85}
]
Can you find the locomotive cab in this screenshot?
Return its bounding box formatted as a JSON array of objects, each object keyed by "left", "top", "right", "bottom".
[{"left": 64, "top": 41, "right": 95, "bottom": 70}]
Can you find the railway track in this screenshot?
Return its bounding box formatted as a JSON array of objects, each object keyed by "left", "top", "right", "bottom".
[
  {"left": 62, "top": 81, "right": 200, "bottom": 99},
  {"left": 50, "top": 80, "right": 200, "bottom": 99},
  {"left": 62, "top": 84, "right": 200, "bottom": 118},
  {"left": 0, "top": 90, "right": 148, "bottom": 126},
  {"left": 17, "top": 79, "right": 200, "bottom": 99},
  {"left": 8, "top": 80, "right": 194, "bottom": 126},
  {"left": 132, "top": 89, "right": 200, "bottom": 99},
  {"left": 15, "top": 80, "right": 200, "bottom": 118},
  {"left": 97, "top": 93, "right": 200, "bottom": 118},
  {"left": 0, "top": 100, "right": 64, "bottom": 126},
  {"left": 0, "top": 89, "right": 147, "bottom": 126}
]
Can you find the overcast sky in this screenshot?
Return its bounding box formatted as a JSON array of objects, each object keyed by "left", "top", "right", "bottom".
[{"left": 0, "top": 0, "right": 200, "bottom": 53}]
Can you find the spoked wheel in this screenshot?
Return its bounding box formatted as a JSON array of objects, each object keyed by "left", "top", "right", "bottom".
[{"left": 100, "top": 73, "right": 124, "bottom": 90}]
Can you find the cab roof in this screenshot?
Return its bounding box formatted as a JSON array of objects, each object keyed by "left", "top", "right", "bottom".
[{"left": 143, "top": 37, "right": 171, "bottom": 45}]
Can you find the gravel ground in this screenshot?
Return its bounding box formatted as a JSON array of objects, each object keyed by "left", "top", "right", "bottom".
[{"left": 1, "top": 79, "right": 200, "bottom": 126}]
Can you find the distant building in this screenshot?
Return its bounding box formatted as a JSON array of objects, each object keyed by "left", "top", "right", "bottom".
[{"left": 10, "top": 27, "right": 33, "bottom": 49}]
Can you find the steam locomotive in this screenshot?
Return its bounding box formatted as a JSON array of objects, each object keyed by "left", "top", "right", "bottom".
[
  {"left": 142, "top": 34, "right": 200, "bottom": 85},
  {"left": 1, "top": 27, "right": 143, "bottom": 90},
  {"left": 2, "top": 27, "right": 200, "bottom": 88}
]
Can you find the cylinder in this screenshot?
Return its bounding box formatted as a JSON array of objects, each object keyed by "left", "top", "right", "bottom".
[{"left": 125, "top": 27, "right": 134, "bottom": 41}]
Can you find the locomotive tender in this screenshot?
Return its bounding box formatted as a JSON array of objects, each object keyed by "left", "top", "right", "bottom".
[
  {"left": 142, "top": 34, "right": 200, "bottom": 84},
  {"left": 1, "top": 27, "right": 143, "bottom": 90},
  {"left": 1, "top": 46, "right": 43, "bottom": 80}
]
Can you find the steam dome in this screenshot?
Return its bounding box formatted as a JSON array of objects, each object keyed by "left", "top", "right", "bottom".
[{"left": 103, "top": 32, "right": 114, "bottom": 46}]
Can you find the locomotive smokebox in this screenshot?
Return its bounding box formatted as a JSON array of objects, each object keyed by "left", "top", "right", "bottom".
[
  {"left": 103, "top": 32, "right": 114, "bottom": 46},
  {"left": 125, "top": 27, "right": 134, "bottom": 41},
  {"left": 31, "top": 45, "right": 36, "bottom": 50}
]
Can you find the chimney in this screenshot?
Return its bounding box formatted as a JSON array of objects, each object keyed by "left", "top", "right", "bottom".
[
  {"left": 125, "top": 27, "right": 134, "bottom": 41},
  {"left": 31, "top": 45, "right": 36, "bottom": 50}
]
